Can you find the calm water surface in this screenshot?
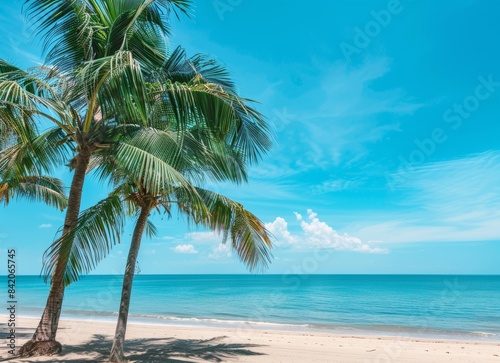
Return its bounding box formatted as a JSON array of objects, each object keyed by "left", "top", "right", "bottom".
[{"left": 8, "top": 274, "right": 500, "bottom": 341}]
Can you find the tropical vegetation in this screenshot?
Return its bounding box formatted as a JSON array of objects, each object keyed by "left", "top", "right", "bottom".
[{"left": 0, "top": 0, "right": 273, "bottom": 359}]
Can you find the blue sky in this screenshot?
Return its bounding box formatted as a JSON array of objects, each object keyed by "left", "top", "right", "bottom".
[{"left": 1, "top": 0, "right": 499, "bottom": 275}]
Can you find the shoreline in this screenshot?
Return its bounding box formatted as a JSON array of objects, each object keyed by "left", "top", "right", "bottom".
[
  {"left": 2, "top": 317, "right": 499, "bottom": 362},
  {"left": 3, "top": 312, "right": 498, "bottom": 344}
]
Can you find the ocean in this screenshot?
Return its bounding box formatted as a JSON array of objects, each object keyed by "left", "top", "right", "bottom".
[{"left": 8, "top": 274, "right": 500, "bottom": 341}]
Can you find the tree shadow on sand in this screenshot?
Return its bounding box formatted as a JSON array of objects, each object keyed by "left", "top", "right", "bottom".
[
  {"left": 125, "top": 336, "right": 265, "bottom": 363},
  {"left": 6, "top": 332, "right": 265, "bottom": 363}
]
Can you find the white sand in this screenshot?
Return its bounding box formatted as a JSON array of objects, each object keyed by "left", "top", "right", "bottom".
[{"left": 1, "top": 317, "right": 499, "bottom": 362}]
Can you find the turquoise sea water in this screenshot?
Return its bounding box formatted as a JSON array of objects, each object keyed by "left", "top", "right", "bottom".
[{"left": 6, "top": 275, "right": 500, "bottom": 341}]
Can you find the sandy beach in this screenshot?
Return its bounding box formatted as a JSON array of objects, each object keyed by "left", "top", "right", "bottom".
[{"left": 1, "top": 317, "right": 499, "bottom": 363}]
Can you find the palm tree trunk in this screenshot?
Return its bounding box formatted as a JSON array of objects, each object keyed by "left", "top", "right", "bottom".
[
  {"left": 19, "top": 147, "right": 92, "bottom": 357},
  {"left": 109, "top": 206, "right": 150, "bottom": 362}
]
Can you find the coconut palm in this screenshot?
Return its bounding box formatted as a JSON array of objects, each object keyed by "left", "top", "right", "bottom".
[
  {"left": 104, "top": 122, "right": 271, "bottom": 361},
  {"left": 1, "top": 0, "right": 197, "bottom": 356},
  {"left": 107, "top": 186, "right": 272, "bottom": 362},
  {"left": 1, "top": 1, "right": 271, "bottom": 356},
  {"left": 0, "top": 61, "right": 136, "bottom": 356},
  {"left": 41, "top": 128, "right": 272, "bottom": 362},
  {"left": 39, "top": 48, "right": 273, "bottom": 360}
]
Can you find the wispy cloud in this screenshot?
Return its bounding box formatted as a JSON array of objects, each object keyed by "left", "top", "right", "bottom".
[
  {"left": 400, "top": 150, "right": 500, "bottom": 216},
  {"left": 243, "top": 57, "right": 426, "bottom": 178},
  {"left": 313, "top": 57, "right": 423, "bottom": 118},
  {"left": 266, "top": 210, "right": 387, "bottom": 253},
  {"left": 312, "top": 178, "right": 364, "bottom": 194},
  {"left": 355, "top": 151, "right": 500, "bottom": 243},
  {"left": 293, "top": 58, "right": 424, "bottom": 167},
  {"left": 171, "top": 244, "right": 198, "bottom": 254},
  {"left": 38, "top": 224, "right": 53, "bottom": 229},
  {"left": 184, "top": 231, "right": 223, "bottom": 244}
]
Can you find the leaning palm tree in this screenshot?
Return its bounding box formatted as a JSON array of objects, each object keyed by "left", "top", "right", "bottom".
[
  {"left": 2, "top": 1, "right": 271, "bottom": 356},
  {"left": 38, "top": 126, "right": 272, "bottom": 362},
  {"left": 0, "top": 60, "right": 150, "bottom": 356},
  {"left": 0, "top": 0, "right": 193, "bottom": 355},
  {"left": 108, "top": 186, "right": 272, "bottom": 362},
  {"left": 41, "top": 128, "right": 272, "bottom": 362},
  {"left": 105, "top": 124, "right": 272, "bottom": 361},
  {"left": 40, "top": 46, "right": 273, "bottom": 360},
  {"left": 106, "top": 54, "right": 273, "bottom": 358}
]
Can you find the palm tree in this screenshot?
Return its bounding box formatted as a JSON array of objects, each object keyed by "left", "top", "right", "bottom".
[
  {"left": 42, "top": 127, "right": 272, "bottom": 362},
  {"left": 104, "top": 121, "right": 271, "bottom": 361},
  {"left": 107, "top": 186, "right": 272, "bottom": 362},
  {"left": 1, "top": 1, "right": 271, "bottom": 356},
  {"left": 39, "top": 47, "right": 273, "bottom": 360},
  {"left": 0, "top": 0, "right": 196, "bottom": 356}
]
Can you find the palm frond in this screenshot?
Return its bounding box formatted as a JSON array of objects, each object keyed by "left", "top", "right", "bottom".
[
  {"left": 24, "top": 0, "right": 191, "bottom": 72},
  {"left": 0, "top": 127, "right": 71, "bottom": 179},
  {"left": 0, "top": 61, "right": 73, "bottom": 138},
  {"left": 110, "top": 127, "right": 197, "bottom": 195},
  {"left": 156, "top": 81, "right": 272, "bottom": 164},
  {"left": 188, "top": 53, "right": 235, "bottom": 92},
  {"left": 0, "top": 175, "right": 67, "bottom": 210},
  {"left": 79, "top": 50, "right": 148, "bottom": 130},
  {"left": 176, "top": 187, "right": 273, "bottom": 271},
  {"left": 144, "top": 219, "right": 158, "bottom": 238},
  {"left": 24, "top": 0, "right": 105, "bottom": 71},
  {"left": 181, "top": 129, "right": 248, "bottom": 184},
  {"left": 41, "top": 194, "right": 124, "bottom": 285}
]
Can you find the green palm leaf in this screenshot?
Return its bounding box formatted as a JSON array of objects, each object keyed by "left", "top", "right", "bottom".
[
  {"left": 176, "top": 187, "right": 273, "bottom": 271},
  {"left": 0, "top": 175, "right": 67, "bottom": 210},
  {"left": 0, "top": 127, "right": 71, "bottom": 177},
  {"left": 42, "top": 194, "right": 124, "bottom": 285},
  {"left": 78, "top": 50, "right": 149, "bottom": 130},
  {"left": 0, "top": 61, "right": 73, "bottom": 139},
  {"left": 24, "top": 0, "right": 191, "bottom": 72},
  {"left": 156, "top": 81, "right": 272, "bottom": 163},
  {"left": 110, "top": 128, "right": 197, "bottom": 194}
]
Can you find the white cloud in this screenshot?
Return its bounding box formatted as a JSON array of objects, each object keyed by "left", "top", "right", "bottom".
[
  {"left": 267, "top": 210, "right": 387, "bottom": 254},
  {"left": 265, "top": 217, "right": 298, "bottom": 246},
  {"left": 38, "top": 224, "right": 52, "bottom": 229},
  {"left": 208, "top": 243, "right": 232, "bottom": 260},
  {"left": 172, "top": 244, "right": 198, "bottom": 254}
]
